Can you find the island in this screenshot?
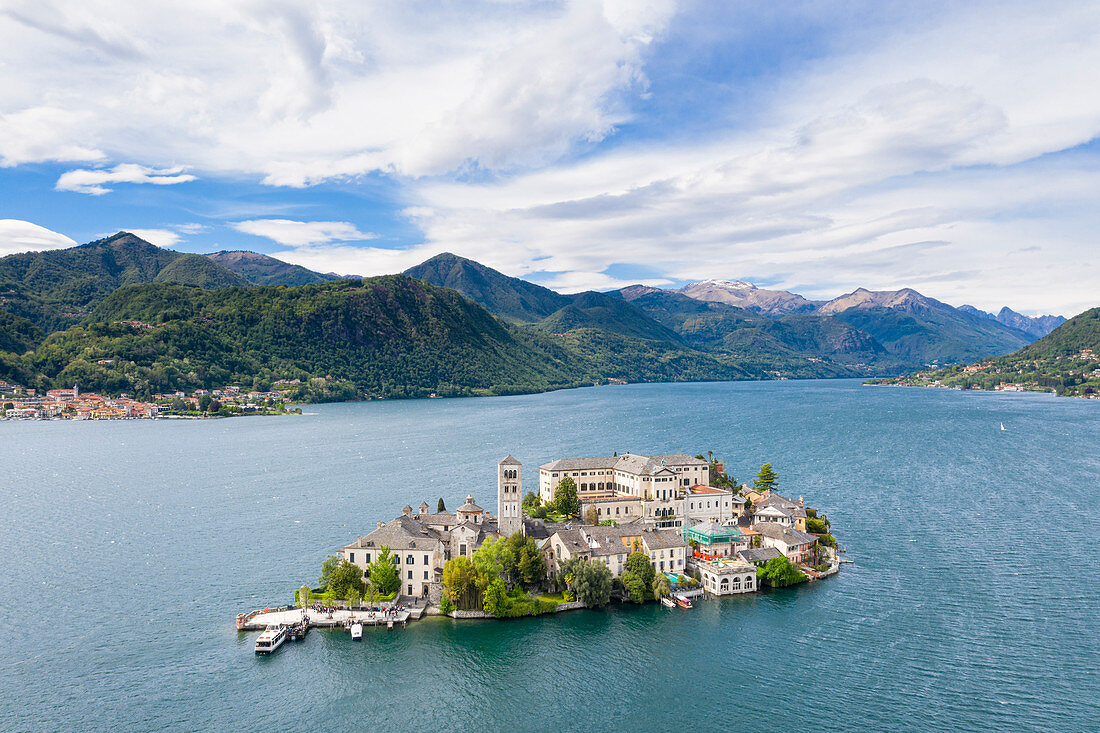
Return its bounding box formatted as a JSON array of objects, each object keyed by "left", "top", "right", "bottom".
[{"left": 237, "top": 453, "right": 841, "bottom": 639}]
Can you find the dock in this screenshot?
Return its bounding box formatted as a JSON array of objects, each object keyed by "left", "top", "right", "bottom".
[{"left": 238, "top": 607, "right": 411, "bottom": 631}]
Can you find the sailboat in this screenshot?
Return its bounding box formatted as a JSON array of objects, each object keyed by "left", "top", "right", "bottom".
[{"left": 999, "top": 422, "right": 1006, "bottom": 431}]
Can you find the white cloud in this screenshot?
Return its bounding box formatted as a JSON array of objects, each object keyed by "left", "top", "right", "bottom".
[
  {"left": 0, "top": 220, "right": 77, "bottom": 255},
  {"left": 536, "top": 271, "right": 672, "bottom": 294},
  {"left": 55, "top": 163, "right": 197, "bottom": 195},
  {"left": 232, "top": 219, "right": 376, "bottom": 247},
  {"left": 0, "top": 0, "right": 674, "bottom": 182},
  {"left": 126, "top": 229, "right": 182, "bottom": 248},
  {"left": 267, "top": 243, "right": 440, "bottom": 277},
  {"left": 401, "top": 3, "right": 1100, "bottom": 316}
]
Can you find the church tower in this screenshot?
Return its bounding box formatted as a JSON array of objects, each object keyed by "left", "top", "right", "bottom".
[{"left": 498, "top": 456, "right": 523, "bottom": 536}]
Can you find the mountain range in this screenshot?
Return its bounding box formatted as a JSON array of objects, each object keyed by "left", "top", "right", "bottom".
[{"left": 0, "top": 233, "right": 1082, "bottom": 400}]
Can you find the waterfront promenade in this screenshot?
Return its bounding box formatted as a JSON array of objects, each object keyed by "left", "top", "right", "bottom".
[{"left": 239, "top": 607, "right": 412, "bottom": 630}]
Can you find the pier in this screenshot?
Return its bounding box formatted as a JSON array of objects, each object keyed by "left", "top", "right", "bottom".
[{"left": 238, "top": 607, "right": 412, "bottom": 631}]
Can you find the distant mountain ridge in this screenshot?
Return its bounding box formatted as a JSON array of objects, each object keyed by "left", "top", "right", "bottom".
[
  {"left": 206, "top": 251, "right": 333, "bottom": 286},
  {"left": 404, "top": 253, "right": 1040, "bottom": 377},
  {"left": 676, "top": 280, "right": 820, "bottom": 316},
  {"left": 957, "top": 304, "right": 1065, "bottom": 338}
]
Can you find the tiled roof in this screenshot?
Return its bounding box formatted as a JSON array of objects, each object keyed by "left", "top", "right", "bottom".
[
  {"left": 499, "top": 455, "right": 521, "bottom": 465},
  {"left": 738, "top": 547, "right": 782, "bottom": 563},
  {"left": 754, "top": 522, "right": 817, "bottom": 545},
  {"left": 345, "top": 515, "right": 444, "bottom": 551}
]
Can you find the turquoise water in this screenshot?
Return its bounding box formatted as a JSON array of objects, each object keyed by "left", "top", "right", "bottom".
[{"left": 1, "top": 380, "right": 1097, "bottom": 731}]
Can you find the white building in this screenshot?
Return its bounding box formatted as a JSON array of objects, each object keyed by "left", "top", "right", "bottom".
[
  {"left": 695, "top": 558, "right": 757, "bottom": 595},
  {"left": 539, "top": 452, "right": 709, "bottom": 529}
]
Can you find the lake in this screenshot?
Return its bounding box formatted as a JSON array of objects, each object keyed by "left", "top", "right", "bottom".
[{"left": 1, "top": 379, "right": 1097, "bottom": 731}]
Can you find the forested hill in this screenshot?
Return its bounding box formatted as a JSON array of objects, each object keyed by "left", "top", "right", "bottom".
[
  {"left": 404, "top": 252, "right": 568, "bottom": 322},
  {"left": 869, "top": 307, "right": 1100, "bottom": 397},
  {"left": 26, "top": 277, "right": 597, "bottom": 400},
  {"left": 0, "top": 232, "right": 248, "bottom": 332}
]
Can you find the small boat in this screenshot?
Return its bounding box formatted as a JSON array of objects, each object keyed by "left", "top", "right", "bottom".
[
  {"left": 674, "top": 595, "right": 693, "bottom": 609},
  {"left": 661, "top": 597, "right": 676, "bottom": 608},
  {"left": 350, "top": 622, "right": 363, "bottom": 641},
  {"left": 254, "top": 626, "right": 287, "bottom": 654},
  {"left": 1000, "top": 422, "right": 1006, "bottom": 431}
]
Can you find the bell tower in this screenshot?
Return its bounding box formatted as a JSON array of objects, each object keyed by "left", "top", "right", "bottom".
[{"left": 498, "top": 456, "right": 523, "bottom": 536}]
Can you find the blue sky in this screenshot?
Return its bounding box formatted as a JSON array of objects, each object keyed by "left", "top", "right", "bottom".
[{"left": 1, "top": 0, "right": 1097, "bottom": 315}]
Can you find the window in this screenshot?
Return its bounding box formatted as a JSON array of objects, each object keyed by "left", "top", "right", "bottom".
[
  {"left": 423, "top": 554, "right": 429, "bottom": 565},
  {"left": 365, "top": 553, "right": 371, "bottom": 563},
  {"left": 408, "top": 585, "right": 413, "bottom": 595},
  {"left": 460, "top": 543, "right": 467, "bottom": 556},
  {"left": 349, "top": 552, "right": 355, "bottom": 563},
  {"left": 406, "top": 554, "right": 414, "bottom": 565},
  {"left": 423, "top": 571, "right": 428, "bottom": 580}
]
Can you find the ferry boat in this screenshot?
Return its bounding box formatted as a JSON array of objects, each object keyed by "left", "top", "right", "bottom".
[
  {"left": 350, "top": 622, "right": 363, "bottom": 641},
  {"left": 660, "top": 597, "right": 676, "bottom": 608},
  {"left": 674, "top": 595, "right": 693, "bottom": 609},
  {"left": 254, "top": 626, "right": 287, "bottom": 654}
]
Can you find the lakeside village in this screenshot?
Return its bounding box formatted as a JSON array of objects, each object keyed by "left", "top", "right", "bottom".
[
  {"left": 241, "top": 452, "right": 842, "bottom": 652},
  {"left": 0, "top": 380, "right": 298, "bottom": 420}
]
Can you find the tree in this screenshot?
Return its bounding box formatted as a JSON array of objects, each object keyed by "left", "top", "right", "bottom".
[
  {"left": 366, "top": 546, "right": 400, "bottom": 595},
  {"left": 346, "top": 587, "right": 361, "bottom": 608},
  {"left": 298, "top": 584, "right": 311, "bottom": 607},
  {"left": 169, "top": 397, "right": 186, "bottom": 411},
  {"left": 437, "top": 497, "right": 446, "bottom": 512},
  {"left": 625, "top": 551, "right": 655, "bottom": 591},
  {"left": 553, "top": 476, "right": 581, "bottom": 517},
  {"left": 522, "top": 490, "right": 540, "bottom": 511},
  {"left": 482, "top": 577, "right": 509, "bottom": 616},
  {"left": 584, "top": 505, "right": 599, "bottom": 525},
  {"left": 327, "top": 559, "right": 365, "bottom": 598},
  {"left": 560, "top": 557, "right": 612, "bottom": 608},
  {"left": 518, "top": 542, "right": 547, "bottom": 586},
  {"left": 472, "top": 536, "right": 504, "bottom": 587},
  {"left": 757, "top": 556, "right": 807, "bottom": 588},
  {"left": 753, "top": 463, "right": 778, "bottom": 492},
  {"left": 443, "top": 556, "right": 479, "bottom": 609},
  {"left": 621, "top": 571, "right": 647, "bottom": 603},
  {"left": 806, "top": 517, "right": 829, "bottom": 534},
  {"left": 318, "top": 554, "right": 341, "bottom": 590},
  {"left": 653, "top": 573, "right": 671, "bottom": 600},
  {"left": 3, "top": 402, "right": 14, "bottom": 411},
  {"left": 198, "top": 394, "right": 213, "bottom": 412}
]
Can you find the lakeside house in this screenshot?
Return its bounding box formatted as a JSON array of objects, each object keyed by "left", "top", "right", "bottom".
[{"left": 543, "top": 523, "right": 688, "bottom": 580}]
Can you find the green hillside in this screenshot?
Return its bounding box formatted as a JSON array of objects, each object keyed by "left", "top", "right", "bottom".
[
  {"left": 831, "top": 305, "right": 1030, "bottom": 365},
  {"left": 869, "top": 307, "right": 1100, "bottom": 397},
  {"left": 0, "top": 232, "right": 249, "bottom": 332},
  {"left": 153, "top": 254, "right": 251, "bottom": 288},
  {"left": 535, "top": 291, "right": 683, "bottom": 343},
  {"left": 27, "top": 277, "right": 595, "bottom": 400},
  {"left": 405, "top": 252, "right": 567, "bottom": 322},
  {"left": 206, "top": 251, "right": 333, "bottom": 286}
]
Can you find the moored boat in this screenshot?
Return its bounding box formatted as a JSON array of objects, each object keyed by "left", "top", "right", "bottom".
[
  {"left": 350, "top": 622, "right": 363, "bottom": 641},
  {"left": 254, "top": 626, "right": 287, "bottom": 654},
  {"left": 674, "top": 595, "right": 693, "bottom": 609},
  {"left": 661, "top": 596, "right": 676, "bottom": 608}
]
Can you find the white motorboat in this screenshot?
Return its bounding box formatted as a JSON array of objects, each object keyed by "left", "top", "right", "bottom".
[
  {"left": 350, "top": 622, "right": 363, "bottom": 641},
  {"left": 254, "top": 626, "right": 287, "bottom": 654},
  {"left": 660, "top": 597, "right": 676, "bottom": 608}
]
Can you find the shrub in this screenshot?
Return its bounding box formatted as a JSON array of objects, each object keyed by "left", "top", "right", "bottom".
[{"left": 438, "top": 596, "right": 454, "bottom": 615}]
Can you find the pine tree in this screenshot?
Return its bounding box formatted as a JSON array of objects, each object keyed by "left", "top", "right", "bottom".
[
  {"left": 437, "top": 497, "right": 446, "bottom": 512},
  {"left": 753, "top": 463, "right": 778, "bottom": 492}
]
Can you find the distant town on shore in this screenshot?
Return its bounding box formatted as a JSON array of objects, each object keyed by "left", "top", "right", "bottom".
[{"left": 0, "top": 380, "right": 296, "bottom": 420}]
